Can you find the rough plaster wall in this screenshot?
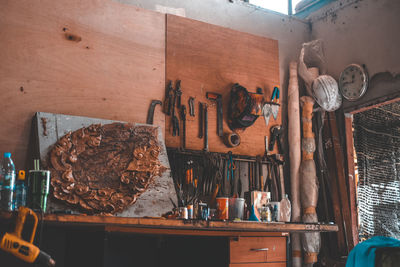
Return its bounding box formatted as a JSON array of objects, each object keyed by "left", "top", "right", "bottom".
[
  {"left": 116, "top": 0, "right": 311, "bottom": 90},
  {"left": 309, "top": 0, "right": 400, "bottom": 110}
]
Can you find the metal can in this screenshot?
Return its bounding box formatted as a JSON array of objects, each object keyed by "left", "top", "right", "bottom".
[
  {"left": 179, "top": 207, "right": 188, "bottom": 220},
  {"left": 187, "top": 204, "right": 193, "bottom": 219},
  {"left": 216, "top": 197, "right": 229, "bottom": 220}
]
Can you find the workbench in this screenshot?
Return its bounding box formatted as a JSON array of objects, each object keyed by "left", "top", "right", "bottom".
[{"left": 0, "top": 212, "right": 337, "bottom": 267}]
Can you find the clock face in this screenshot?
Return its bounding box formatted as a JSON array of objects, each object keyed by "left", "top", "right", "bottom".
[{"left": 339, "top": 64, "right": 369, "bottom": 101}]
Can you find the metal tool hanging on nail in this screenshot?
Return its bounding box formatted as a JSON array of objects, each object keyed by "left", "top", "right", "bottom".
[
  {"left": 176, "top": 80, "right": 182, "bottom": 108},
  {"left": 262, "top": 86, "right": 280, "bottom": 126},
  {"left": 189, "top": 97, "right": 195, "bottom": 117},
  {"left": 180, "top": 105, "right": 187, "bottom": 149},
  {"left": 164, "top": 81, "right": 174, "bottom": 115},
  {"left": 203, "top": 103, "right": 208, "bottom": 151},
  {"left": 199, "top": 102, "right": 204, "bottom": 139},
  {"left": 146, "top": 100, "right": 162, "bottom": 125},
  {"left": 171, "top": 86, "right": 179, "bottom": 137},
  {"left": 269, "top": 125, "right": 283, "bottom": 154},
  {"left": 206, "top": 92, "right": 223, "bottom": 137}
]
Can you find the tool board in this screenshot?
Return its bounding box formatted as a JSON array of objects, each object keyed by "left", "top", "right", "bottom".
[{"left": 165, "top": 14, "right": 281, "bottom": 156}]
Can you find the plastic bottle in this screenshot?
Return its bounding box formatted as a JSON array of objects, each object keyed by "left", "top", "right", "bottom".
[
  {"left": 0, "top": 152, "right": 16, "bottom": 211},
  {"left": 14, "top": 170, "right": 27, "bottom": 209}
]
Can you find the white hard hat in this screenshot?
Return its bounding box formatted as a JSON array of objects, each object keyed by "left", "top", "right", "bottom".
[{"left": 311, "top": 75, "right": 342, "bottom": 111}]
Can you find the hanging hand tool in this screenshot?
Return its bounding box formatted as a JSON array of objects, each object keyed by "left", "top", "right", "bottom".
[
  {"left": 256, "top": 156, "right": 263, "bottom": 191},
  {"left": 269, "top": 125, "right": 283, "bottom": 154},
  {"left": 0, "top": 207, "right": 56, "bottom": 267},
  {"left": 146, "top": 100, "right": 162, "bottom": 125},
  {"left": 199, "top": 102, "right": 204, "bottom": 139},
  {"left": 262, "top": 86, "right": 280, "bottom": 126},
  {"left": 164, "top": 81, "right": 174, "bottom": 115},
  {"left": 188, "top": 97, "right": 195, "bottom": 117},
  {"left": 271, "top": 86, "right": 280, "bottom": 120},
  {"left": 176, "top": 80, "right": 182, "bottom": 108},
  {"left": 180, "top": 105, "right": 187, "bottom": 149},
  {"left": 226, "top": 152, "right": 236, "bottom": 196},
  {"left": 255, "top": 158, "right": 259, "bottom": 190},
  {"left": 206, "top": 92, "right": 223, "bottom": 137},
  {"left": 171, "top": 86, "right": 180, "bottom": 137},
  {"left": 203, "top": 103, "right": 208, "bottom": 151}
]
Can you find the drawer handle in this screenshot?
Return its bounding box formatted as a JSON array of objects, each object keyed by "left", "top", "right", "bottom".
[{"left": 250, "top": 248, "right": 269, "bottom": 252}]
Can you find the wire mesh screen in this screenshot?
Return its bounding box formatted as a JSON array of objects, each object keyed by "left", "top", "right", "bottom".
[{"left": 353, "top": 102, "right": 400, "bottom": 240}]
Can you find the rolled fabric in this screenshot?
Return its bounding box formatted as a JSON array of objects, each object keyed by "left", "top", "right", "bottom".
[
  {"left": 288, "top": 62, "right": 302, "bottom": 266},
  {"left": 300, "top": 96, "right": 321, "bottom": 265}
]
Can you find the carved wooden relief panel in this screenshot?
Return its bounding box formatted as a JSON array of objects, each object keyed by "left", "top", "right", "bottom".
[{"left": 48, "top": 122, "right": 166, "bottom": 215}]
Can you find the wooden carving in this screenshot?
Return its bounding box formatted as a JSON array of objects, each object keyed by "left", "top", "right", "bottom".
[{"left": 48, "top": 123, "right": 166, "bottom": 215}]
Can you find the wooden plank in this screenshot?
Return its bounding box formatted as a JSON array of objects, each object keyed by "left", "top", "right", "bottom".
[
  {"left": 33, "top": 112, "right": 177, "bottom": 218},
  {"left": 0, "top": 0, "right": 165, "bottom": 169},
  {"left": 165, "top": 14, "right": 280, "bottom": 156},
  {"left": 0, "top": 212, "right": 339, "bottom": 233},
  {"left": 105, "top": 227, "right": 289, "bottom": 237},
  {"left": 344, "top": 114, "right": 359, "bottom": 249},
  {"left": 328, "top": 112, "right": 354, "bottom": 253},
  {"left": 323, "top": 115, "right": 346, "bottom": 255}
]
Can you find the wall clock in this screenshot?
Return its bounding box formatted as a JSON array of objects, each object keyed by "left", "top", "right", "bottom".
[{"left": 339, "top": 63, "right": 369, "bottom": 101}]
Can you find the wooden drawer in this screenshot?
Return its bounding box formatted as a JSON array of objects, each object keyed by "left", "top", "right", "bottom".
[
  {"left": 230, "top": 236, "right": 286, "bottom": 263},
  {"left": 230, "top": 263, "right": 286, "bottom": 267}
]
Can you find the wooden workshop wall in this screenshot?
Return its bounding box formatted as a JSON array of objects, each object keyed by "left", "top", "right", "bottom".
[
  {"left": 0, "top": 0, "right": 165, "bottom": 169},
  {"left": 166, "top": 15, "right": 281, "bottom": 156}
]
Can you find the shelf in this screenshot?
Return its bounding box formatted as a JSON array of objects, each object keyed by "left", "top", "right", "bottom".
[{"left": 1, "top": 212, "right": 338, "bottom": 237}]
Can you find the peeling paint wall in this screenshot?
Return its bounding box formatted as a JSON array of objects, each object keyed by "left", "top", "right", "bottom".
[
  {"left": 116, "top": 0, "right": 311, "bottom": 88},
  {"left": 309, "top": 0, "right": 400, "bottom": 110}
]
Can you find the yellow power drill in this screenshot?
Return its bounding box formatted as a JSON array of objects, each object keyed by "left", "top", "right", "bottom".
[{"left": 0, "top": 207, "right": 56, "bottom": 266}]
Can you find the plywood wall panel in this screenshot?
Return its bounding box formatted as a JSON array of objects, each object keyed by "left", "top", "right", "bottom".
[
  {"left": 0, "top": 0, "right": 165, "bottom": 168},
  {"left": 166, "top": 15, "right": 280, "bottom": 156}
]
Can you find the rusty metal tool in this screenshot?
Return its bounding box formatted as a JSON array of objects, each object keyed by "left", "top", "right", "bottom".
[
  {"left": 206, "top": 92, "right": 223, "bottom": 137},
  {"left": 146, "top": 100, "right": 162, "bottom": 125},
  {"left": 189, "top": 97, "right": 195, "bottom": 117},
  {"left": 176, "top": 80, "right": 182, "bottom": 108},
  {"left": 199, "top": 102, "right": 204, "bottom": 138},
  {"left": 203, "top": 103, "right": 208, "bottom": 151},
  {"left": 180, "top": 105, "right": 187, "bottom": 149},
  {"left": 171, "top": 87, "right": 179, "bottom": 136},
  {"left": 164, "top": 81, "right": 174, "bottom": 115},
  {"left": 269, "top": 125, "right": 283, "bottom": 154}
]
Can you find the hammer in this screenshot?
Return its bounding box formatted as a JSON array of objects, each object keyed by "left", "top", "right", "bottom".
[{"left": 206, "top": 92, "right": 223, "bottom": 137}]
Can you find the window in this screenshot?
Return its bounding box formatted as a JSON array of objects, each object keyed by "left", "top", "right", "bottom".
[
  {"left": 247, "top": 0, "right": 334, "bottom": 17},
  {"left": 249, "top": 0, "right": 302, "bottom": 15}
]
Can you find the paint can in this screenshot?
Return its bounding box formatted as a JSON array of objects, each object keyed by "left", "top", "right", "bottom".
[
  {"left": 187, "top": 204, "right": 193, "bottom": 219},
  {"left": 216, "top": 197, "right": 229, "bottom": 220},
  {"left": 179, "top": 207, "right": 188, "bottom": 219}
]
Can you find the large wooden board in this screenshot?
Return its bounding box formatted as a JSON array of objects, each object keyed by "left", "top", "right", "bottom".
[
  {"left": 33, "top": 112, "right": 176, "bottom": 217},
  {"left": 166, "top": 15, "right": 280, "bottom": 156},
  {"left": 0, "top": 0, "right": 165, "bottom": 169}
]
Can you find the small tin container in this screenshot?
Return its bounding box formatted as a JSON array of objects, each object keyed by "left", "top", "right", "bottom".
[
  {"left": 198, "top": 203, "right": 209, "bottom": 220},
  {"left": 216, "top": 197, "right": 229, "bottom": 220},
  {"left": 187, "top": 204, "right": 193, "bottom": 219},
  {"left": 179, "top": 207, "right": 188, "bottom": 219}
]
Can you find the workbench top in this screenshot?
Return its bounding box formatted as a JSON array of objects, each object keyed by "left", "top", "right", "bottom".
[{"left": 0, "top": 212, "right": 337, "bottom": 237}]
